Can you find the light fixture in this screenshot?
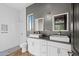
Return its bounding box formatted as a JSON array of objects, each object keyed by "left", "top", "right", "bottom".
[{"left": 46, "top": 12, "right": 52, "bottom": 20}]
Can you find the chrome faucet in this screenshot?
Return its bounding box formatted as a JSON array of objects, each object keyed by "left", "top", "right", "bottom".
[{"left": 57, "top": 31, "right": 61, "bottom": 35}]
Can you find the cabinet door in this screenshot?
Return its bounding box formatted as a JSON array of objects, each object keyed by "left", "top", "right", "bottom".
[
  {"left": 59, "top": 48, "right": 69, "bottom": 56},
  {"left": 48, "top": 45, "right": 58, "bottom": 56},
  {"left": 28, "top": 38, "right": 41, "bottom": 56},
  {"left": 40, "top": 45, "right": 48, "bottom": 56},
  {"left": 40, "top": 40, "right": 48, "bottom": 56},
  {"left": 27, "top": 38, "right": 35, "bottom": 55},
  {"left": 33, "top": 39, "right": 40, "bottom": 56},
  {"left": 27, "top": 38, "right": 32, "bottom": 53}
]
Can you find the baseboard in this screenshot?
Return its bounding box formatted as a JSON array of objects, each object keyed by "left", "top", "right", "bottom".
[{"left": 0, "top": 46, "right": 20, "bottom": 56}]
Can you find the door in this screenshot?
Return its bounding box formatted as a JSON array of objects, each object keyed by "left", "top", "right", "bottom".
[
  {"left": 33, "top": 39, "right": 40, "bottom": 56},
  {"left": 40, "top": 40, "right": 48, "bottom": 56},
  {"left": 27, "top": 38, "right": 32, "bottom": 53},
  {"left": 59, "top": 48, "right": 69, "bottom": 56},
  {"left": 73, "top": 4, "right": 79, "bottom": 53},
  {"left": 40, "top": 45, "right": 48, "bottom": 56},
  {"left": 48, "top": 45, "right": 58, "bottom": 56},
  {"left": 27, "top": 38, "right": 35, "bottom": 55}
]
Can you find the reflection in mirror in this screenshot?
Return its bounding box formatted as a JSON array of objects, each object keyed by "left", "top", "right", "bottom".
[
  {"left": 27, "top": 13, "right": 35, "bottom": 32},
  {"left": 35, "top": 18, "right": 44, "bottom": 31},
  {"left": 44, "top": 12, "right": 52, "bottom": 31},
  {"left": 53, "top": 13, "right": 69, "bottom": 31}
]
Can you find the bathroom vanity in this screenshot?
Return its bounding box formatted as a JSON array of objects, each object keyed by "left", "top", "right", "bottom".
[
  {"left": 26, "top": 3, "right": 72, "bottom": 56},
  {"left": 27, "top": 34, "right": 71, "bottom": 56}
]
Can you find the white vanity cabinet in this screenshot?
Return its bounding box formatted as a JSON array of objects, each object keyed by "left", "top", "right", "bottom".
[
  {"left": 40, "top": 45, "right": 48, "bottom": 56},
  {"left": 27, "top": 38, "right": 71, "bottom": 56},
  {"left": 27, "top": 38, "right": 40, "bottom": 55},
  {"left": 48, "top": 47, "right": 69, "bottom": 56},
  {"left": 59, "top": 48, "right": 69, "bottom": 56},
  {"left": 48, "top": 45, "right": 58, "bottom": 56},
  {"left": 27, "top": 38, "right": 35, "bottom": 55},
  {"left": 47, "top": 41, "right": 71, "bottom": 56},
  {"left": 33, "top": 39, "right": 41, "bottom": 56},
  {"left": 40, "top": 40, "right": 48, "bottom": 56}
]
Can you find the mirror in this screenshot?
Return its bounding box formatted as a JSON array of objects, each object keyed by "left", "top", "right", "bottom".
[
  {"left": 44, "top": 12, "right": 52, "bottom": 31},
  {"left": 35, "top": 18, "right": 44, "bottom": 31},
  {"left": 27, "top": 13, "right": 35, "bottom": 32},
  {"left": 53, "top": 13, "right": 69, "bottom": 31}
]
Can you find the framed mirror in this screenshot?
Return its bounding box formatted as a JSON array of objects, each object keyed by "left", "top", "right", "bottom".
[
  {"left": 53, "top": 13, "right": 69, "bottom": 31},
  {"left": 35, "top": 18, "right": 44, "bottom": 31}
]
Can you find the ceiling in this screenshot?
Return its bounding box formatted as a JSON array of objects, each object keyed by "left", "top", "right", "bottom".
[{"left": 4, "top": 3, "right": 33, "bottom": 11}]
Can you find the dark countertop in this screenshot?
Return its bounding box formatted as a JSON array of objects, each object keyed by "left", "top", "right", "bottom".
[{"left": 28, "top": 37, "right": 71, "bottom": 45}]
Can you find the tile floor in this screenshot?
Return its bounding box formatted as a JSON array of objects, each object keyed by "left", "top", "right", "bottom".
[{"left": 7, "top": 49, "right": 32, "bottom": 56}]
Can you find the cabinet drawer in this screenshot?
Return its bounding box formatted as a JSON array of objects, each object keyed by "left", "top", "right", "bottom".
[
  {"left": 47, "top": 41, "right": 71, "bottom": 50},
  {"left": 40, "top": 39, "right": 48, "bottom": 45}
]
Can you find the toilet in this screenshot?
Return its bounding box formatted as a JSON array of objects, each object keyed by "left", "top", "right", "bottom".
[{"left": 20, "top": 42, "right": 28, "bottom": 53}]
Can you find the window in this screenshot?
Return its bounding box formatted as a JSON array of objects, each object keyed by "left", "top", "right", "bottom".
[{"left": 27, "top": 13, "right": 35, "bottom": 31}]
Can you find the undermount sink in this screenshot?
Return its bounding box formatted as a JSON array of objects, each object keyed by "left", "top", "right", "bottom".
[
  {"left": 29, "top": 34, "right": 41, "bottom": 38},
  {"left": 50, "top": 35, "right": 69, "bottom": 42}
]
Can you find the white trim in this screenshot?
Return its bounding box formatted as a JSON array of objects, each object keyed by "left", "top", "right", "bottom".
[
  {"left": 52, "top": 12, "right": 69, "bottom": 32},
  {"left": 27, "top": 13, "right": 33, "bottom": 17},
  {"left": 36, "top": 18, "right": 44, "bottom": 20},
  {"left": 0, "top": 46, "right": 20, "bottom": 56}
]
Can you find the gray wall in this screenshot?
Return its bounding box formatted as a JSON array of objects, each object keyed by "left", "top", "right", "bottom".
[{"left": 26, "top": 3, "right": 72, "bottom": 35}]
